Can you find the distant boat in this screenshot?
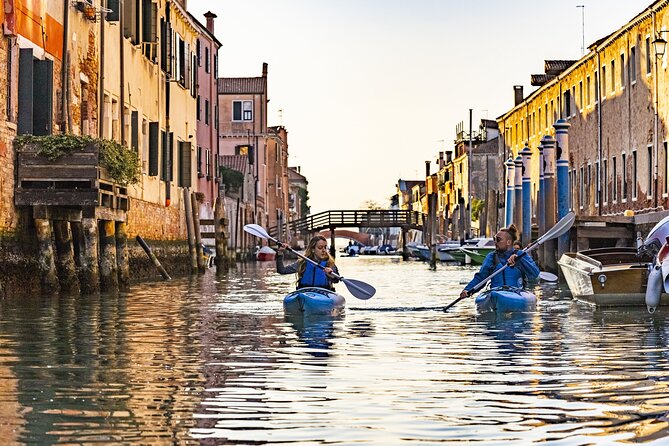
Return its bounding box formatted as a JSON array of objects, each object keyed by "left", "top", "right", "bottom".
[
  {"left": 447, "top": 238, "right": 495, "bottom": 264},
  {"left": 256, "top": 245, "right": 276, "bottom": 261}
]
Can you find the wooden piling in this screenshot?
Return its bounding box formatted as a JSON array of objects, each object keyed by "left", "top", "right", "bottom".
[
  {"left": 183, "top": 189, "right": 198, "bottom": 273},
  {"left": 401, "top": 226, "right": 409, "bottom": 261},
  {"left": 116, "top": 221, "right": 130, "bottom": 287},
  {"left": 136, "top": 235, "right": 171, "bottom": 280},
  {"left": 72, "top": 218, "right": 100, "bottom": 294},
  {"left": 329, "top": 226, "right": 336, "bottom": 258},
  {"left": 214, "top": 196, "right": 230, "bottom": 272},
  {"left": 53, "top": 220, "right": 80, "bottom": 294},
  {"left": 99, "top": 220, "right": 119, "bottom": 290},
  {"left": 191, "top": 192, "right": 205, "bottom": 272},
  {"left": 34, "top": 216, "right": 59, "bottom": 294}
]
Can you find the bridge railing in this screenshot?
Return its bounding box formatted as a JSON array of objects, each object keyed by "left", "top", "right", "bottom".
[{"left": 268, "top": 209, "right": 424, "bottom": 237}]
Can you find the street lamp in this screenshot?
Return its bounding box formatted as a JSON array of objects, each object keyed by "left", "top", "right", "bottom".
[{"left": 653, "top": 33, "right": 667, "bottom": 59}]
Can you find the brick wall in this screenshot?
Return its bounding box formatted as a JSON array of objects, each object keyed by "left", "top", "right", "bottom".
[{"left": 126, "top": 197, "right": 187, "bottom": 240}]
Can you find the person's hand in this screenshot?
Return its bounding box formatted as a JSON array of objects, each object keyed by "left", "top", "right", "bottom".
[
  {"left": 508, "top": 253, "right": 517, "bottom": 266},
  {"left": 276, "top": 243, "right": 288, "bottom": 253},
  {"left": 460, "top": 290, "right": 469, "bottom": 299},
  {"left": 323, "top": 267, "right": 334, "bottom": 275}
]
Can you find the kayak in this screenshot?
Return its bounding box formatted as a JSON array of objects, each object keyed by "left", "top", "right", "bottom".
[
  {"left": 474, "top": 286, "right": 537, "bottom": 313},
  {"left": 283, "top": 287, "right": 346, "bottom": 316}
]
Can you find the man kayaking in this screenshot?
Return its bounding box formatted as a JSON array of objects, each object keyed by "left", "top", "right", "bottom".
[{"left": 459, "top": 224, "right": 540, "bottom": 299}]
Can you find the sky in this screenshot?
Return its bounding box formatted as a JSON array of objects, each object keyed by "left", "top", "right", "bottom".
[{"left": 188, "top": 0, "right": 653, "bottom": 213}]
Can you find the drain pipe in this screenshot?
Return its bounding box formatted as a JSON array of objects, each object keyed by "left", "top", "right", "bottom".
[
  {"left": 98, "top": 0, "right": 106, "bottom": 138},
  {"left": 60, "top": 0, "right": 70, "bottom": 133},
  {"left": 119, "top": 0, "right": 126, "bottom": 146}
]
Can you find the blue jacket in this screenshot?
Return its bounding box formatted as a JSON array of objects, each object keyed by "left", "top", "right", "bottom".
[{"left": 463, "top": 249, "right": 540, "bottom": 293}]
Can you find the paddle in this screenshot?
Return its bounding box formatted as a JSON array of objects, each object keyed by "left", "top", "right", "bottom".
[
  {"left": 443, "top": 211, "right": 576, "bottom": 312},
  {"left": 538, "top": 271, "right": 558, "bottom": 282},
  {"left": 243, "top": 224, "right": 377, "bottom": 300}
]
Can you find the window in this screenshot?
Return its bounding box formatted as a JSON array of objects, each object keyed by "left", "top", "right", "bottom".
[
  {"left": 586, "top": 75, "right": 591, "bottom": 105},
  {"left": 595, "top": 161, "right": 600, "bottom": 206},
  {"left": 579, "top": 80, "right": 583, "bottom": 110},
  {"left": 603, "top": 158, "right": 608, "bottom": 204},
  {"left": 648, "top": 145, "right": 653, "bottom": 197},
  {"left": 622, "top": 153, "right": 628, "bottom": 200},
  {"left": 564, "top": 90, "right": 571, "bottom": 118},
  {"left": 630, "top": 46, "right": 637, "bottom": 83},
  {"left": 233, "top": 100, "right": 253, "bottom": 121},
  {"left": 196, "top": 39, "right": 201, "bottom": 66},
  {"left": 646, "top": 36, "right": 652, "bottom": 75},
  {"left": 579, "top": 166, "right": 585, "bottom": 208},
  {"left": 544, "top": 104, "right": 548, "bottom": 129},
  {"left": 595, "top": 71, "right": 599, "bottom": 103},
  {"left": 206, "top": 148, "right": 211, "bottom": 177},
  {"left": 632, "top": 149, "right": 638, "bottom": 200},
  {"left": 538, "top": 107, "right": 542, "bottom": 133},
  {"left": 205, "top": 99, "right": 209, "bottom": 125},
  {"left": 620, "top": 53, "right": 626, "bottom": 87},
  {"left": 601, "top": 66, "right": 606, "bottom": 99},
  {"left": 148, "top": 122, "right": 159, "bottom": 176},
  {"left": 610, "top": 60, "right": 615, "bottom": 92},
  {"left": 613, "top": 156, "right": 618, "bottom": 202},
  {"left": 6, "top": 44, "right": 12, "bottom": 122},
  {"left": 197, "top": 146, "right": 202, "bottom": 175},
  {"left": 205, "top": 47, "right": 210, "bottom": 73},
  {"left": 197, "top": 95, "right": 201, "bottom": 121}
]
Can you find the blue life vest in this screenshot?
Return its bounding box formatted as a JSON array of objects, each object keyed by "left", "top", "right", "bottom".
[{"left": 298, "top": 260, "right": 331, "bottom": 289}]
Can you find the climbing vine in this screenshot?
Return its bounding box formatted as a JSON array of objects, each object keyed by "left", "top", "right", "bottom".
[
  {"left": 14, "top": 134, "right": 141, "bottom": 185},
  {"left": 219, "top": 166, "right": 244, "bottom": 192}
]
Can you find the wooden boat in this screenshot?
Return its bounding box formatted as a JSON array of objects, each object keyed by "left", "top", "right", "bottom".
[
  {"left": 256, "top": 245, "right": 276, "bottom": 261},
  {"left": 445, "top": 237, "right": 495, "bottom": 264},
  {"left": 558, "top": 247, "right": 669, "bottom": 307},
  {"left": 458, "top": 247, "right": 492, "bottom": 265},
  {"left": 474, "top": 286, "right": 537, "bottom": 313},
  {"left": 283, "top": 287, "right": 346, "bottom": 316}
]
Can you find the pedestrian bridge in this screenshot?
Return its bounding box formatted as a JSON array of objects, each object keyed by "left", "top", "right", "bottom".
[
  {"left": 281, "top": 209, "right": 424, "bottom": 234},
  {"left": 316, "top": 229, "right": 371, "bottom": 245}
]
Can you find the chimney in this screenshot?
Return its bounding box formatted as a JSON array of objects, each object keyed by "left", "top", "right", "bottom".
[
  {"left": 204, "top": 11, "right": 217, "bottom": 34},
  {"left": 513, "top": 85, "right": 524, "bottom": 106},
  {"left": 446, "top": 150, "right": 453, "bottom": 163},
  {"left": 438, "top": 151, "right": 444, "bottom": 169},
  {"left": 425, "top": 160, "right": 431, "bottom": 178},
  {"left": 262, "top": 62, "right": 268, "bottom": 78}
]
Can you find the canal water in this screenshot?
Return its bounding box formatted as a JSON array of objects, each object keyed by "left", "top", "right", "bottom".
[{"left": 1, "top": 255, "right": 669, "bottom": 445}]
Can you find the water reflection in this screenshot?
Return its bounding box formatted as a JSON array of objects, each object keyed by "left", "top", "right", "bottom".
[{"left": 0, "top": 259, "right": 668, "bottom": 443}]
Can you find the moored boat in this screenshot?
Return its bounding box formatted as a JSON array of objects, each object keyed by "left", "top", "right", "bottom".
[
  {"left": 446, "top": 238, "right": 495, "bottom": 264},
  {"left": 458, "top": 247, "right": 492, "bottom": 265},
  {"left": 558, "top": 247, "right": 668, "bottom": 307},
  {"left": 256, "top": 245, "right": 276, "bottom": 261},
  {"left": 474, "top": 286, "right": 537, "bottom": 313},
  {"left": 283, "top": 287, "right": 346, "bottom": 316}
]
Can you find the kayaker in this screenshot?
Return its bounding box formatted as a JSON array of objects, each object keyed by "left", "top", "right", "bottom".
[
  {"left": 276, "top": 235, "right": 340, "bottom": 290},
  {"left": 459, "top": 225, "right": 540, "bottom": 298}
]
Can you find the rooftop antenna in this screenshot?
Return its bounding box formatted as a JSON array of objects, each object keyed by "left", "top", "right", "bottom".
[{"left": 577, "top": 5, "right": 585, "bottom": 56}]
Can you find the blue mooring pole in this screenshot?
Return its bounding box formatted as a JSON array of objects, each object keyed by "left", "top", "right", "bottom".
[
  {"left": 514, "top": 154, "right": 523, "bottom": 231},
  {"left": 505, "top": 157, "right": 515, "bottom": 227},
  {"left": 521, "top": 143, "right": 532, "bottom": 246},
  {"left": 554, "top": 119, "right": 571, "bottom": 261}
]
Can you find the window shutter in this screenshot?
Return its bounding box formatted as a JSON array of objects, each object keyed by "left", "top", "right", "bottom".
[
  {"left": 168, "top": 132, "right": 174, "bottom": 181},
  {"left": 179, "top": 141, "right": 192, "bottom": 187},
  {"left": 131, "top": 111, "right": 139, "bottom": 152},
  {"left": 184, "top": 42, "right": 190, "bottom": 90},
  {"left": 33, "top": 58, "right": 53, "bottom": 136},
  {"left": 161, "top": 130, "right": 168, "bottom": 181},
  {"left": 233, "top": 101, "right": 241, "bottom": 121},
  {"left": 149, "top": 122, "right": 159, "bottom": 176},
  {"left": 160, "top": 19, "right": 167, "bottom": 72},
  {"left": 17, "top": 48, "right": 34, "bottom": 135}
]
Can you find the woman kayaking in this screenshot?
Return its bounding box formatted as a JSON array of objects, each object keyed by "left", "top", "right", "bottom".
[
  {"left": 276, "top": 236, "right": 340, "bottom": 290},
  {"left": 459, "top": 224, "right": 540, "bottom": 299}
]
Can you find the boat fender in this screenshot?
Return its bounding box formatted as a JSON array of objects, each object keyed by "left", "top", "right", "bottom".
[
  {"left": 646, "top": 264, "right": 663, "bottom": 313},
  {"left": 662, "top": 258, "right": 669, "bottom": 293}
]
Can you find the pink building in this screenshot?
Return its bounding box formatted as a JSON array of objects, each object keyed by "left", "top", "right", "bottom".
[{"left": 190, "top": 11, "right": 222, "bottom": 220}]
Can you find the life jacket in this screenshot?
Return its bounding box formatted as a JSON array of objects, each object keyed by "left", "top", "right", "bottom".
[
  {"left": 298, "top": 260, "right": 332, "bottom": 289},
  {"left": 493, "top": 250, "right": 527, "bottom": 288}
]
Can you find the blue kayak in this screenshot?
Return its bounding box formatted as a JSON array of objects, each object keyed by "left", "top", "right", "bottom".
[
  {"left": 283, "top": 287, "right": 346, "bottom": 316},
  {"left": 475, "top": 286, "right": 537, "bottom": 313}
]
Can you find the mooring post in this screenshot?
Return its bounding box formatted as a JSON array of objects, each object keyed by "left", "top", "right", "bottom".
[
  {"left": 554, "top": 119, "right": 572, "bottom": 262},
  {"left": 537, "top": 139, "right": 546, "bottom": 265},
  {"left": 136, "top": 235, "right": 171, "bottom": 280},
  {"left": 401, "top": 226, "right": 409, "bottom": 261},
  {"left": 183, "top": 188, "right": 197, "bottom": 273},
  {"left": 521, "top": 144, "right": 532, "bottom": 246},
  {"left": 115, "top": 221, "right": 129, "bottom": 287},
  {"left": 542, "top": 134, "right": 557, "bottom": 272},
  {"left": 35, "top": 217, "right": 59, "bottom": 294},
  {"left": 513, "top": 154, "right": 523, "bottom": 231},
  {"left": 75, "top": 216, "right": 100, "bottom": 294},
  {"left": 214, "top": 196, "right": 230, "bottom": 272},
  {"left": 99, "top": 220, "right": 119, "bottom": 290},
  {"left": 504, "top": 157, "right": 515, "bottom": 227},
  {"left": 191, "top": 192, "right": 205, "bottom": 272},
  {"left": 53, "top": 220, "right": 80, "bottom": 294},
  {"left": 329, "top": 226, "right": 336, "bottom": 258}
]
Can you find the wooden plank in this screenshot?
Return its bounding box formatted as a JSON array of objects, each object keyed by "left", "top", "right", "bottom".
[
  {"left": 19, "top": 152, "right": 98, "bottom": 165},
  {"left": 15, "top": 189, "right": 99, "bottom": 206},
  {"left": 18, "top": 165, "right": 98, "bottom": 180},
  {"left": 576, "top": 226, "right": 633, "bottom": 239}
]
